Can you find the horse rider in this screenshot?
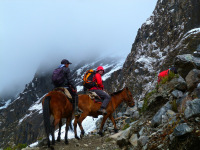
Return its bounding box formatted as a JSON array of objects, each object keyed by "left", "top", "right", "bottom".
[
  {"left": 157, "top": 66, "right": 178, "bottom": 83},
  {"left": 89, "top": 66, "right": 111, "bottom": 115},
  {"left": 52, "top": 59, "right": 81, "bottom": 116}
]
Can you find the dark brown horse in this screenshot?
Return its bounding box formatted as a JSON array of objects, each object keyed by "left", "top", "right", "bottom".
[
  {"left": 42, "top": 90, "right": 73, "bottom": 147},
  {"left": 73, "top": 87, "right": 135, "bottom": 139}
]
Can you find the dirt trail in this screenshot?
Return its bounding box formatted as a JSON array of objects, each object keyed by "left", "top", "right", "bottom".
[{"left": 34, "top": 133, "right": 120, "bottom": 150}]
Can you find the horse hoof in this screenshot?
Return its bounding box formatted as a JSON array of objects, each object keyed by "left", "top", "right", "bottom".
[
  {"left": 80, "top": 134, "right": 83, "bottom": 139},
  {"left": 81, "top": 130, "right": 85, "bottom": 136},
  {"left": 75, "top": 135, "right": 80, "bottom": 140},
  {"left": 114, "top": 128, "right": 119, "bottom": 133},
  {"left": 65, "top": 141, "right": 69, "bottom": 145},
  {"left": 80, "top": 132, "right": 85, "bottom": 139},
  {"left": 98, "top": 131, "right": 103, "bottom": 137},
  {"left": 57, "top": 138, "right": 60, "bottom": 142}
]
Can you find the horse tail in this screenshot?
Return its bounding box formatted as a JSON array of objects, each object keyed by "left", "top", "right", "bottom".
[{"left": 43, "top": 96, "right": 51, "bottom": 137}]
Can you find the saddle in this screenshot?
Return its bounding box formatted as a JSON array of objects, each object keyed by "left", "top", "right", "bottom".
[
  {"left": 87, "top": 91, "right": 103, "bottom": 103},
  {"left": 53, "top": 87, "right": 72, "bottom": 100}
]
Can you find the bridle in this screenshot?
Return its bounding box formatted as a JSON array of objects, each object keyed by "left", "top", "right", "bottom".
[
  {"left": 111, "top": 88, "right": 134, "bottom": 119},
  {"left": 123, "top": 89, "right": 134, "bottom": 106}
]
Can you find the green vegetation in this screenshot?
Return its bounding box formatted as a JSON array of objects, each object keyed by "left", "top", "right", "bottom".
[
  {"left": 122, "top": 124, "right": 130, "bottom": 130},
  {"left": 4, "top": 143, "right": 27, "bottom": 150},
  {"left": 171, "top": 99, "right": 178, "bottom": 112},
  {"left": 4, "top": 148, "right": 12, "bottom": 150},
  {"left": 130, "top": 118, "right": 135, "bottom": 123},
  {"left": 105, "top": 137, "right": 113, "bottom": 142},
  {"left": 37, "top": 137, "right": 43, "bottom": 141},
  {"left": 140, "top": 89, "right": 157, "bottom": 114},
  {"left": 161, "top": 72, "right": 179, "bottom": 84}
]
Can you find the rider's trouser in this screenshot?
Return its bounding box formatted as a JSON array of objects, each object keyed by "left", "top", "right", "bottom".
[{"left": 90, "top": 90, "right": 111, "bottom": 109}]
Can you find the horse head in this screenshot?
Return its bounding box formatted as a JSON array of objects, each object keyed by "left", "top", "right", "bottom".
[{"left": 123, "top": 87, "right": 135, "bottom": 107}]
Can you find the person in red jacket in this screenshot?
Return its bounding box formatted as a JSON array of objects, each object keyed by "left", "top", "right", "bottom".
[
  {"left": 89, "top": 66, "right": 110, "bottom": 115},
  {"left": 157, "top": 67, "right": 177, "bottom": 83}
]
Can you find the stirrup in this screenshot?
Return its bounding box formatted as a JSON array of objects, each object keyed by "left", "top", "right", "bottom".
[
  {"left": 75, "top": 109, "right": 82, "bottom": 116},
  {"left": 97, "top": 108, "right": 107, "bottom": 115}
]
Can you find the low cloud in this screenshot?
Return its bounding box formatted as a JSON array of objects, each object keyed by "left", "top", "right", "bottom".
[{"left": 0, "top": 0, "right": 157, "bottom": 99}]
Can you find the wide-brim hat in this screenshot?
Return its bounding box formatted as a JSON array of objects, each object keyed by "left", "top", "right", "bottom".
[{"left": 61, "top": 59, "right": 72, "bottom": 64}]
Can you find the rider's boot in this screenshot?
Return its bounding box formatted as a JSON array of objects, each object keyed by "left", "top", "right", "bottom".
[
  {"left": 74, "top": 105, "right": 82, "bottom": 116},
  {"left": 97, "top": 107, "right": 107, "bottom": 115}
]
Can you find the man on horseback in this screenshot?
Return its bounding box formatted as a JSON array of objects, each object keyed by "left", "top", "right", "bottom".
[
  {"left": 89, "top": 66, "right": 111, "bottom": 115},
  {"left": 52, "top": 59, "right": 81, "bottom": 116}
]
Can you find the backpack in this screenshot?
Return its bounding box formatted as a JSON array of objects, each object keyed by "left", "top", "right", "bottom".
[
  {"left": 83, "top": 69, "right": 97, "bottom": 89},
  {"left": 52, "top": 67, "right": 65, "bottom": 86}
]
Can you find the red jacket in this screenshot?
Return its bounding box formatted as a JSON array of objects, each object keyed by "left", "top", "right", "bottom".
[
  {"left": 89, "top": 73, "right": 104, "bottom": 90},
  {"left": 157, "top": 69, "right": 169, "bottom": 83}
]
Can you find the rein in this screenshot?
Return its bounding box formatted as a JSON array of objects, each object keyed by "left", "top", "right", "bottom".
[
  {"left": 124, "top": 89, "right": 133, "bottom": 105},
  {"left": 110, "top": 89, "right": 131, "bottom": 118}
]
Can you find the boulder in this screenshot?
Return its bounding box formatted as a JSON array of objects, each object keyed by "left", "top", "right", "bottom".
[
  {"left": 176, "top": 92, "right": 193, "bottom": 113},
  {"left": 124, "top": 107, "right": 136, "bottom": 116},
  {"left": 171, "top": 90, "right": 183, "bottom": 99},
  {"left": 151, "top": 102, "right": 172, "bottom": 127},
  {"left": 184, "top": 99, "right": 200, "bottom": 119},
  {"left": 138, "top": 136, "right": 149, "bottom": 147},
  {"left": 138, "top": 101, "right": 144, "bottom": 109},
  {"left": 166, "top": 110, "right": 176, "bottom": 118},
  {"left": 22, "top": 148, "right": 40, "bottom": 150},
  {"left": 193, "top": 51, "right": 200, "bottom": 57},
  {"left": 174, "top": 76, "right": 187, "bottom": 92},
  {"left": 109, "top": 131, "right": 123, "bottom": 139},
  {"left": 129, "top": 134, "right": 138, "bottom": 147},
  {"left": 192, "top": 83, "right": 200, "bottom": 99},
  {"left": 174, "top": 54, "right": 200, "bottom": 79},
  {"left": 132, "top": 111, "right": 140, "bottom": 120},
  {"left": 185, "top": 69, "right": 200, "bottom": 90},
  {"left": 116, "top": 126, "right": 133, "bottom": 148},
  {"left": 173, "top": 123, "right": 193, "bottom": 137}
]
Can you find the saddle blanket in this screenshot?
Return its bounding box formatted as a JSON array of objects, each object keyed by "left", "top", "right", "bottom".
[
  {"left": 88, "top": 91, "right": 103, "bottom": 103},
  {"left": 53, "top": 87, "right": 72, "bottom": 99}
]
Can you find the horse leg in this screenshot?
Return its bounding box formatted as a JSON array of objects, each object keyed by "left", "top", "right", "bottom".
[
  {"left": 57, "top": 119, "right": 62, "bottom": 142},
  {"left": 109, "top": 115, "right": 118, "bottom": 133},
  {"left": 64, "top": 117, "right": 71, "bottom": 144},
  {"left": 73, "top": 115, "right": 80, "bottom": 140},
  {"left": 98, "top": 115, "right": 109, "bottom": 137},
  {"left": 51, "top": 120, "right": 55, "bottom": 145},
  {"left": 77, "top": 112, "right": 88, "bottom": 139},
  {"left": 42, "top": 96, "right": 51, "bottom": 147},
  {"left": 52, "top": 118, "right": 60, "bottom": 145}
]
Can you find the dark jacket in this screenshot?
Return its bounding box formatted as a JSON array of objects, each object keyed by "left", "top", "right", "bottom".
[{"left": 60, "top": 67, "right": 76, "bottom": 89}]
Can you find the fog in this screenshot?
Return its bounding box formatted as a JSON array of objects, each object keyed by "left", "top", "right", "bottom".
[{"left": 0, "top": 0, "right": 157, "bottom": 99}]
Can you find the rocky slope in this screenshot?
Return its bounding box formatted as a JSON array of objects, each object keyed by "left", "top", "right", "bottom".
[
  {"left": 106, "top": 0, "right": 200, "bottom": 100},
  {"left": 23, "top": 53, "right": 200, "bottom": 150},
  {"left": 113, "top": 53, "right": 200, "bottom": 150},
  {"left": 25, "top": 54, "right": 200, "bottom": 150}
]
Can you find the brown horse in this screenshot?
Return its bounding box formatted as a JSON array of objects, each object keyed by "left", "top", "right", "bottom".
[
  {"left": 73, "top": 87, "right": 135, "bottom": 139},
  {"left": 42, "top": 90, "right": 74, "bottom": 147}
]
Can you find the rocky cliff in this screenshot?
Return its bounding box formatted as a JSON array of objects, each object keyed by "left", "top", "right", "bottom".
[{"left": 106, "top": 0, "right": 200, "bottom": 101}]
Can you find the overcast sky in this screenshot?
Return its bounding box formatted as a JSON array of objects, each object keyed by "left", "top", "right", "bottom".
[{"left": 0, "top": 0, "right": 157, "bottom": 98}]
